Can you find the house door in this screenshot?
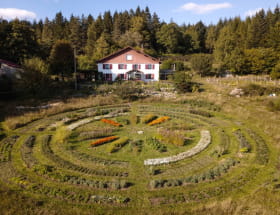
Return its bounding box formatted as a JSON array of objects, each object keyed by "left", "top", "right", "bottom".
[{"left": 127, "top": 70, "right": 143, "bottom": 80}]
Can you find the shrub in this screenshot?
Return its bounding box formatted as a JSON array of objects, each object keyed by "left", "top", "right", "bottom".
[
  {"left": 170, "top": 70, "right": 194, "bottom": 93},
  {"left": 179, "top": 99, "right": 221, "bottom": 111},
  {"left": 131, "top": 140, "right": 143, "bottom": 152},
  {"left": 233, "top": 129, "right": 251, "bottom": 153},
  {"left": 114, "top": 82, "right": 143, "bottom": 101},
  {"left": 241, "top": 84, "right": 266, "bottom": 96},
  {"left": 108, "top": 137, "right": 129, "bottom": 153},
  {"left": 79, "top": 128, "right": 115, "bottom": 140},
  {"left": 190, "top": 53, "right": 213, "bottom": 76},
  {"left": 189, "top": 109, "right": 213, "bottom": 117},
  {"left": 270, "top": 61, "right": 280, "bottom": 79},
  {"left": 145, "top": 137, "right": 167, "bottom": 152},
  {"left": 91, "top": 136, "right": 118, "bottom": 147},
  {"left": 158, "top": 129, "right": 185, "bottom": 146},
  {"left": 267, "top": 98, "right": 280, "bottom": 112},
  {"left": 141, "top": 114, "right": 157, "bottom": 124}
]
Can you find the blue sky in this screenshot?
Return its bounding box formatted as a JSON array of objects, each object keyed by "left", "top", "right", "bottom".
[{"left": 0, "top": 0, "right": 280, "bottom": 25}]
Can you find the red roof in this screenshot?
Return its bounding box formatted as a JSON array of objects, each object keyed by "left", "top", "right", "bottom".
[
  {"left": 0, "top": 59, "right": 21, "bottom": 68},
  {"left": 97, "top": 47, "right": 160, "bottom": 64}
]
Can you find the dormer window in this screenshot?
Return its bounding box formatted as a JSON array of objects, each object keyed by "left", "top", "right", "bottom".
[{"left": 126, "top": 54, "right": 133, "bottom": 61}]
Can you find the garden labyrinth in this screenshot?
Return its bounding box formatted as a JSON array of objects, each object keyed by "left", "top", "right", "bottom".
[{"left": 0, "top": 101, "right": 273, "bottom": 211}]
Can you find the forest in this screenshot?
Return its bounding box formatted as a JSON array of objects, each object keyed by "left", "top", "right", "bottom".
[{"left": 0, "top": 5, "right": 280, "bottom": 78}]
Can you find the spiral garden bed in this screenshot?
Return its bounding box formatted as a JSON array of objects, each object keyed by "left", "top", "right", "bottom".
[{"left": 0, "top": 101, "right": 275, "bottom": 214}]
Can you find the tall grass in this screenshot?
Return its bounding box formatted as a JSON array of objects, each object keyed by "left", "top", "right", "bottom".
[{"left": 4, "top": 95, "right": 119, "bottom": 130}]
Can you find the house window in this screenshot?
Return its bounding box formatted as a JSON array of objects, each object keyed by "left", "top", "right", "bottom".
[
  {"left": 118, "top": 64, "right": 127, "bottom": 69},
  {"left": 126, "top": 55, "right": 133, "bottom": 61},
  {"left": 133, "top": 64, "right": 141, "bottom": 70},
  {"left": 103, "top": 64, "right": 112, "bottom": 69},
  {"left": 104, "top": 73, "right": 112, "bottom": 81},
  {"left": 145, "top": 74, "right": 154, "bottom": 80},
  {"left": 145, "top": 64, "right": 155, "bottom": 70},
  {"left": 117, "top": 73, "right": 125, "bottom": 80}
]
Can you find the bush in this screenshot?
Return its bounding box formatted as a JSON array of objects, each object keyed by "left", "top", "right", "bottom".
[
  {"left": 114, "top": 82, "right": 143, "bottom": 101},
  {"left": 171, "top": 70, "right": 194, "bottom": 93},
  {"left": 145, "top": 137, "right": 167, "bottom": 152},
  {"left": 141, "top": 114, "right": 157, "bottom": 124},
  {"left": 130, "top": 140, "right": 143, "bottom": 152},
  {"left": 190, "top": 53, "right": 213, "bottom": 76},
  {"left": 20, "top": 57, "right": 52, "bottom": 97},
  {"left": 241, "top": 84, "right": 280, "bottom": 97},
  {"left": 233, "top": 129, "right": 251, "bottom": 153},
  {"left": 270, "top": 70, "right": 280, "bottom": 80},
  {"left": 158, "top": 129, "right": 185, "bottom": 146},
  {"left": 241, "top": 84, "right": 266, "bottom": 96},
  {"left": 108, "top": 137, "right": 129, "bottom": 153},
  {"left": 189, "top": 109, "right": 213, "bottom": 117},
  {"left": 267, "top": 98, "right": 280, "bottom": 112}
]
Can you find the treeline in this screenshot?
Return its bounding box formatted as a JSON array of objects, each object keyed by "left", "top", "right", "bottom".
[{"left": 0, "top": 6, "right": 280, "bottom": 76}]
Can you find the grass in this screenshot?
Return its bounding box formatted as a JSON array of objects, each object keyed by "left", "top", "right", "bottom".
[{"left": 0, "top": 76, "right": 279, "bottom": 214}]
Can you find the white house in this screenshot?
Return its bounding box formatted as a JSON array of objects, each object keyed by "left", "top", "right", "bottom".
[{"left": 97, "top": 47, "right": 160, "bottom": 82}]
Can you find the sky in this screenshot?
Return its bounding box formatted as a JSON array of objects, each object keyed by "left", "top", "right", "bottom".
[{"left": 0, "top": 0, "right": 280, "bottom": 25}]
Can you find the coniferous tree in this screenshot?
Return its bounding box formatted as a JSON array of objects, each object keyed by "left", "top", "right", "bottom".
[
  {"left": 69, "top": 15, "right": 82, "bottom": 53},
  {"left": 53, "top": 12, "right": 67, "bottom": 41},
  {"left": 42, "top": 18, "right": 54, "bottom": 46},
  {"left": 94, "top": 33, "right": 111, "bottom": 59},
  {"left": 8, "top": 20, "right": 38, "bottom": 63},
  {"left": 49, "top": 40, "right": 74, "bottom": 80},
  {"left": 85, "top": 21, "right": 97, "bottom": 57},
  {"left": 103, "top": 11, "right": 113, "bottom": 34},
  {"left": 247, "top": 9, "right": 268, "bottom": 48}
]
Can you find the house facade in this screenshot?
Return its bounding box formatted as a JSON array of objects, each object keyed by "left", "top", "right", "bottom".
[{"left": 97, "top": 47, "right": 160, "bottom": 82}]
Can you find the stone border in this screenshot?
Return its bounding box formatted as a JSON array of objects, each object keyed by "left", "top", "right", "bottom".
[{"left": 144, "top": 130, "right": 211, "bottom": 166}]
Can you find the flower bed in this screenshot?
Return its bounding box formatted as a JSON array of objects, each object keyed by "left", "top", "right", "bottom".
[
  {"left": 108, "top": 137, "right": 129, "bottom": 153},
  {"left": 91, "top": 136, "right": 119, "bottom": 147},
  {"left": 148, "top": 116, "right": 170, "bottom": 126},
  {"left": 101, "top": 119, "right": 122, "bottom": 127},
  {"left": 144, "top": 130, "right": 211, "bottom": 165}
]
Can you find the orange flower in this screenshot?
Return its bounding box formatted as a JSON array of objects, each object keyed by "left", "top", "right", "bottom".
[
  {"left": 91, "top": 136, "right": 118, "bottom": 147},
  {"left": 148, "top": 116, "right": 170, "bottom": 126},
  {"left": 100, "top": 118, "right": 122, "bottom": 127}
]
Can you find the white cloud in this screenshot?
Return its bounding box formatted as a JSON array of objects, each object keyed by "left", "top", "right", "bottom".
[
  {"left": 244, "top": 8, "right": 263, "bottom": 17},
  {"left": 0, "top": 8, "right": 37, "bottom": 20},
  {"left": 179, "top": 2, "right": 232, "bottom": 14}
]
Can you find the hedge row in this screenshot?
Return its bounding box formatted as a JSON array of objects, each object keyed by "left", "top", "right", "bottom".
[
  {"left": 0, "top": 135, "right": 19, "bottom": 162},
  {"left": 78, "top": 128, "right": 116, "bottom": 140},
  {"left": 41, "top": 135, "right": 128, "bottom": 177},
  {"left": 11, "top": 176, "right": 130, "bottom": 204},
  {"left": 108, "top": 137, "right": 129, "bottom": 153},
  {"left": 69, "top": 150, "right": 128, "bottom": 166},
  {"left": 21, "top": 136, "right": 38, "bottom": 168},
  {"left": 32, "top": 164, "right": 131, "bottom": 190},
  {"left": 149, "top": 158, "right": 240, "bottom": 189},
  {"left": 246, "top": 129, "right": 269, "bottom": 164},
  {"left": 189, "top": 109, "right": 213, "bottom": 118},
  {"left": 233, "top": 129, "right": 251, "bottom": 153}
]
